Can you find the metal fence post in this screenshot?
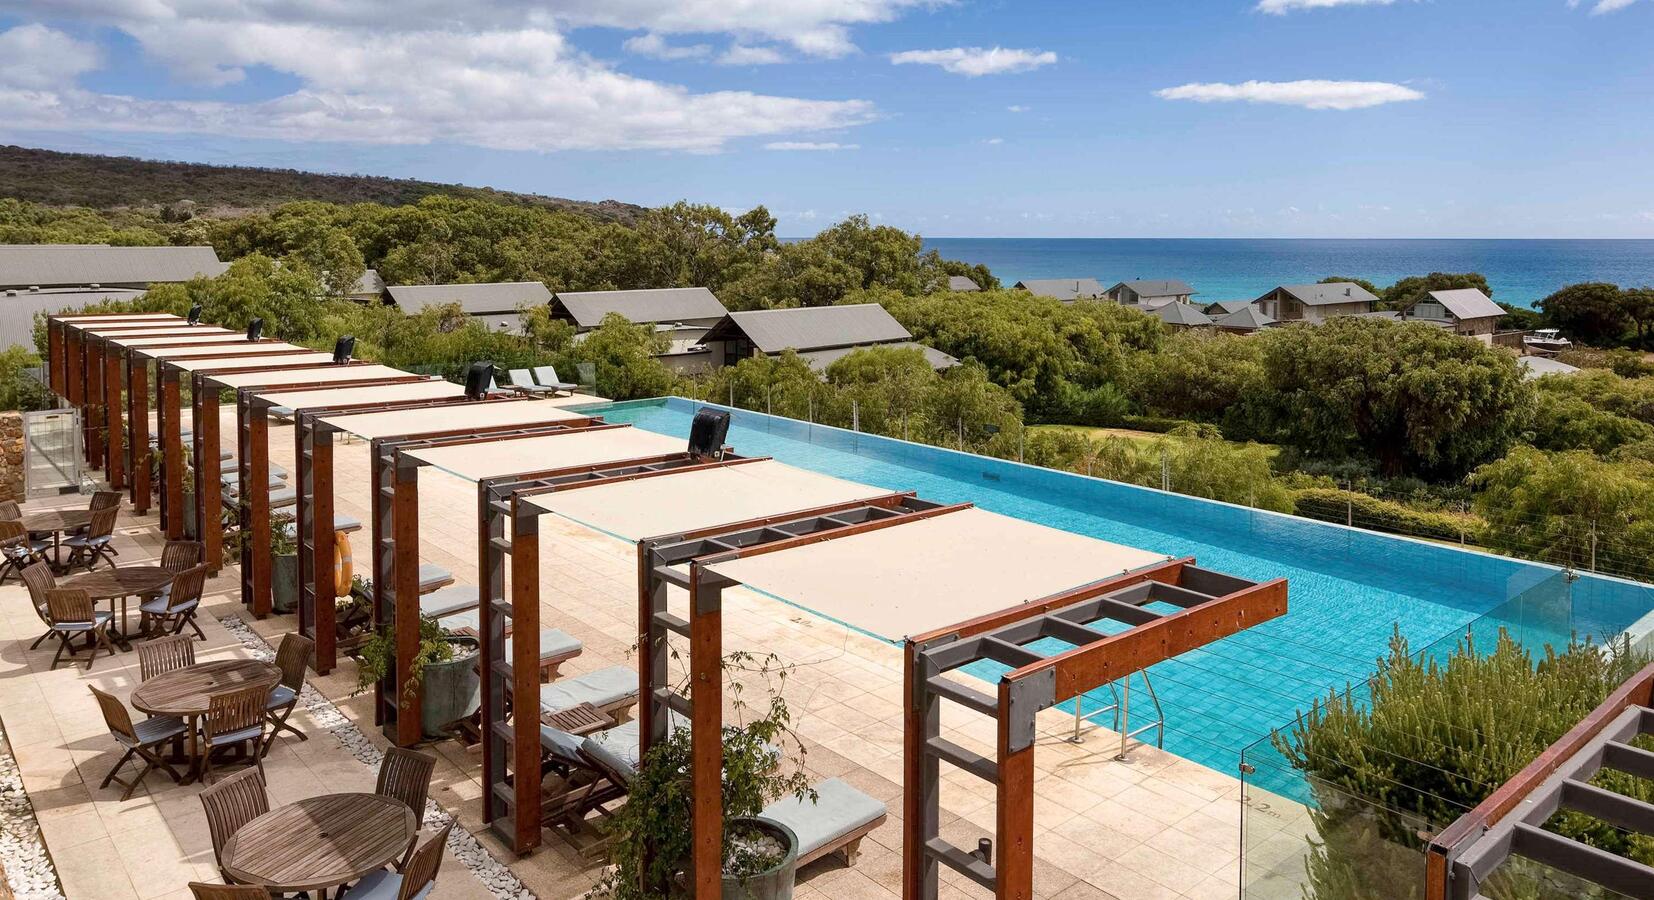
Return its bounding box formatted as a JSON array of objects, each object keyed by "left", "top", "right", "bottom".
[
  {"left": 1161, "top": 448, "right": 1170, "bottom": 492},
  {"left": 852, "top": 399, "right": 859, "bottom": 432},
  {"left": 766, "top": 385, "right": 772, "bottom": 415},
  {"left": 729, "top": 383, "right": 735, "bottom": 408},
  {"left": 1345, "top": 482, "right": 1354, "bottom": 528},
  {"left": 1590, "top": 520, "right": 1598, "bottom": 572},
  {"left": 957, "top": 417, "right": 964, "bottom": 451},
  {"left": 808, "top": 394, "right": 814, "bottom": 424},
  {"left": 1018, "top": 429, "right": 1024, "bottom": 463}
]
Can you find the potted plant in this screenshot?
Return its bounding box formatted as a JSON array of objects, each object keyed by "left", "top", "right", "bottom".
[
  {"left": 270, "top": 511, "right": 299, "bottom": 613},
  {"left": 353, "top": 614, "right": 481, "bottom": 738},
  {"left": 335, "top": 576, "right": 374, "bottom": 648},
  {"left": 602, "top": 651, "right": 813, "bottom": 900}
]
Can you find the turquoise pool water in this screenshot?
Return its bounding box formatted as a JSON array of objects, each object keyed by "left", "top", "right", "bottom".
[{"left": 577, "top": 398, "right": 1654, "bottom": 781}]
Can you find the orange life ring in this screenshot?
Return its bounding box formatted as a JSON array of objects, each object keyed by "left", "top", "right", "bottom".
[{"left": 333, "top": 531, "right": 354, "bottom": 598}]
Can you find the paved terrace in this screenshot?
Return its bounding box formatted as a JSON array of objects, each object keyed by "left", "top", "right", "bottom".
[{"left": 0, "top": 408, "right": 1315, "bottom": 900}]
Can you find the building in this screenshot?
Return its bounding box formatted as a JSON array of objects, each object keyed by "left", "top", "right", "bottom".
[
  {"left": 344, "top": 268, "right": 385, "bottom": 303},
  {"left": 1204, "top": 299, "right": 1254, "bottom": 317},
  {"left": 1013, "top": 278, "right": 1105, "bottom": 302},
  {"left": 1520, "top": 356, "right": 1582, "bottom": 380},
  {"left": 699, "top": 303, "right": 958, "bottom": 371},
  {"left": 1255, "top": 282, "right": 1380, "bottom": 324},
  {"left": 383, "top": 281, "right": 553, "bottom": 332},
  {"left": 947, "top": 275, "right": 982, "bottom": 292},
  {"left": 549, "top": 287, "right": 728, "bottom": 332},
  {"left": 1152, "top": 302, "right": 1214, "bottom": 330},
  {"left": 1106, "top": 279, "right": 1195, "bottom": 308},
  {"left": 0, "top": 286, "right": 147, "bottom": 349},
  {"left": 1213, "top": 305, "right": 1275, "bottom": 334},
  {"left": 0, "top": 244, "right": 228, "bottom": 290},
  {"left": 1401, "top": 288, "right": 1505, "bottom": 337}
]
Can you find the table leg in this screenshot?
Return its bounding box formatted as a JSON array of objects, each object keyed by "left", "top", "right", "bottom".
[{"left": 184, "top": 716, "right": 201, "bottom": 784}]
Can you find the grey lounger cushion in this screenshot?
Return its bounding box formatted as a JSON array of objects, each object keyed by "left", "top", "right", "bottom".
[
  {"left": 419, "top": 586, "right": 479, "bottom": 618},
  {"left": 504, "top": 628, "right": 582, "bottom": 664},
  {"left": 539, "top": 664, "right": 636, "bottom": 714},
  {"left": 278, "top": 515, "right": 361, "bottom": 539},
  {"left": 417, "top": 563, "right": 452, "bottom": 593},
  {"left": 533, "top": 366, "right": 578, "bottom": 391},
  {"left": 760, "top": 777, "right": 887, "bottom": 860},
  {"left": 269, "top": 487, "right": 297, "bottom": 508},
  {"left": 579, "top": 711, "right": 690, "bottom": 778}
]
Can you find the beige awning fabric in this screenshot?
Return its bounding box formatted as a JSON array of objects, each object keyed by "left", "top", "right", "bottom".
[
  {"left": 319, "top": 398, "right": 590, "bottom": 440},
  {"left": 170, "top": 351, "right": 335, "bottom": 371},
  {"left": 85, "top": 324, "right": 216, "bottom": 336},
  {"left": 208, "top": 363, "right": 418, "bottom": 389},
  {"left": 524, "top": 460, "right": 889, "bottom": 542},
  {"left": 104, "top": 332, "right": 239, "bottom": 348},
  {"left": 405, "top": 426, "right": 684, "bottom": 483},
  {"left": 703, "top": 507, "right": 1171, "bottom": 641},
  {"left": 137, "top": 343, "right": 316, "bottom": 360},
  {"left": 253, "top": 380, "right": 464, "bottom": 411},
  {"left": 63, "top": 314, "right": 180, "bottom": 327}
]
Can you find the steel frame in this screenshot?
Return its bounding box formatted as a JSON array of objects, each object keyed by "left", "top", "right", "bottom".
[{"left": 1425, "top": 662, "right": 1654, "bottom": 900}]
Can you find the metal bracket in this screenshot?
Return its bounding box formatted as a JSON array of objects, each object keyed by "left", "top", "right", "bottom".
[{"left": 1005, "top": 668, "right": 1055, "bottom": 752}]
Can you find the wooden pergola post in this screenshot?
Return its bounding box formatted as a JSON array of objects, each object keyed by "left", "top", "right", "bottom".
[
  {"left": 687, "top": 565, "right": 725, "bottom": 900},
  {"left": 507, "top": 498, "right": 541, "bottom": 846},
  {"left": 298, "top": 421, "right": 337, "bottom": 673},
  {"left": 192, "top": 378, "right": 224, "bottom": 572},
  {"left": 127, "top": 354, "right": 149, "bottom": 511},
  {"left": 47, "top": 319, "right": 63, "bottom": 396},
  {"left": 391, "top": 456, "right": 424, "bottom": 746},
  {"left": 85, "top": 338, "right": 105, "bottom": 468},
  {"left": 159, "top": 367, "right": 185, "bottom": 537}
]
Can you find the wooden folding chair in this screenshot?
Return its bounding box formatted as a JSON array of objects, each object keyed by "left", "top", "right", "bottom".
[
  {"left": 45, "top": 587, "right": 116, "bottom": 670},
  {"left": 89, "top": 685, "right": 186, "bottom": 800},
  {"left": 262, "top": 633, "right": 313, "bottom": 755},
  {"left": 138, "top": 633, "right": 196, "bottom": 682},
  {"left": 141, "top": 563, "right": 208, "bottom": 640},
  {"left": 199, "top": 767, "right": 268, "bottom": 882},
  {"left": 201, "top": 685, "right": 268, "bottom": 784},
  {"left": 375, "top": 747, "right": 436, "bottom": 827}
]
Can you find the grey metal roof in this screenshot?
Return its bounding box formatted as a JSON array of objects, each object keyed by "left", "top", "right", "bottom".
[
  {"left": 1520, "top": 356, "right": 1581, "bottom": 380},
  {"left": 551, "top": 287, "right": 728, "bottom": 329},
  {"left": 1014, "top": 278, "right": 1105, "bottom": 301},
  {"left": 350, "top": 268, "right": 385, "bottom": 297},
  {"left": 0, "top": 244, "right": 227, "bottom": 289},
  {"left": 1420, "top": 288, "right": 1504, "bottom": 321},
  {"left": 792, "top": 341, "right": 959, "bottom": 371},
  {"left": 0, "top": 287, "right": 148, "bottom": 349},
  {"left": 1111, "top": 279, "right": 1195, "bottom": 299},
  {"left": 1153, "top": 302, "right": 1214, "bottom": 327},
  {"left": 1268, "top": 282, "right": 1381, "bottom": 307},
  {"left": 702, "top": 303, "right": 912, "bottom": 353},
  {"left": 947, "top": 275, "right": 981, "bottom": 292},
  {"left": 384, "top": 281, "right": 552, "bottom": 315},
  {"left": 1214, "top": 306, "right": 1275, "bottom": 330},
  {"left": 1204, "top": 299, "right": 1253, "bottom": 315}
]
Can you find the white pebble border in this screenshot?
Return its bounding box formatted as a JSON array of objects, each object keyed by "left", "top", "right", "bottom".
[
  {"left": 220, "top": 615, "right": 538, "bottom": 900},
  {"left": 0, "top": 714, "right": 66, "bottom": 899}
]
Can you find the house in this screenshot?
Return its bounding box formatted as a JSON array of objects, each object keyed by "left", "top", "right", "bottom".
[
  {"left": 343, "top": 268, "right": 385, "bottom": 303},
  {"left": 947, "top": 275, "right": 982, "bottom": 292},
  {"left": 1204, "top": 299, "right": 1254, "bottom": 317},
  {"left": 1013, "top": 278, "right": 1105, "bottom": 302},
  {"left": 1213, "top": 305, "right": 1275, "bottom": 335},
  {"left": 699, "top": 303, "right": 959, "bottom": 371},
  {"left": 0, "top": 244, "right": 228, "bottom": 290},
  {"left": 383, "top": 281, "right": 553, "bottom": 333},
  {"left": 550, "top": 287, "right": 729, "bottom": 332},
  {"left": 1401, "top": 288, "right": 1505, "bottom": 337},
  {"left": 1106, "top": 279, "right": 1195, "bottom": 308},
  {"left": 1152, "top": 302, "right": 1214, "bottom": 330},
  {"left": 1255, "top": 282, "right": 1379, "bottom": 324},
  {"left": 0, "top": 286, "right": 146, "bottom": 349}
]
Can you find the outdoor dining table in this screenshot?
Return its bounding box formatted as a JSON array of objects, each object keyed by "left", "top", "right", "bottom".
[
  {"left": 58, "top": 565, "right": 174, "bottom": 649},
  {"left": 17, "top": 509, "right": 92, "bottom": 571},
  {"left": 219, "top": 793, "right": 417, "bottom": 893},
  {"left": 130, "top": 659, "right": 281, "bottom": 782}
]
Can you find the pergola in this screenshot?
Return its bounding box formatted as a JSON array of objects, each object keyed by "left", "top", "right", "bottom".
[
  {"left": 294, "top": 399, "right": 603, "bottom": 674},
  {"left": 1426, "top": 662, "right": 1654, "bottom": 900},
  {"left": 47, "top": 312, "right": 181, "bottom": 406}
]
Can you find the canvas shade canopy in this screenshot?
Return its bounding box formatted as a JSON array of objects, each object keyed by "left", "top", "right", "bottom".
[
  {"left": 166, "top": 350, "right": 334, "bottom": 370},
  {"left": 402, "top": 426, "right": 685, "bottom": 481},
  {"left": 100, "top": 332, "right": 241, "bottom": 347},
  {"left": 204, "top": 363, "right": 422, "bottom": 390},
  {"left": 47, "top": 314, "right": 184, "bottom": 428},
  {"left": 132, "top": 342, "right": 320, "bottom": 361},
  {"left": 315, "top": 396, "right": 590, "bottom": 439}
]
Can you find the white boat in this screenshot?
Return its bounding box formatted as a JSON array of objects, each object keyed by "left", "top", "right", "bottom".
[{"left": 1523, "top": 329, "right": 1572, "bottom": 353}]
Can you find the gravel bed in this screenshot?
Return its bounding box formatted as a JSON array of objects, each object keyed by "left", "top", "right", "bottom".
[{"left": 0, "top": 713, "right": 66, "bottom": 899}]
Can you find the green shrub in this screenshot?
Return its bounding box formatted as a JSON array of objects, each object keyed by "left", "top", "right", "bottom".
[
  {"left": 1293, "top": 487, "right": 1486, "bottom": 544},
  {"left": 1118, "top": 414, "right": 1188, "bottom": 434},
  {"left": 0, "top": 346, "right": 53, "bottom": 412}
]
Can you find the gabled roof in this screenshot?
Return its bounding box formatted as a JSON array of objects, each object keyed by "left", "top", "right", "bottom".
[
  {"left": 1266, "top": 282, "right": 1381, "bottom": 307},
  {"left": 551, "top": 287, "right": 728, "bottom": 328},
  {"left": 1418, "top": 288, "right": 1504, "bottom": 321},
  {"left": 0, "top": 244, "right": 227, "bottom": 288},
  {"left": 1520, "top": 356, "right": 1582, "bottom": 380},
  {"left": 1111, "top": 279, "right": 1195, "bottom": 299},
  {"left": 384, "top": 281, "right": 551, "bottom": 315},
  {"left": 351, "top": 268, "right": 385, "bottom": 296},
  {"left": 1214, "top": 306, "right": 1275, "bottom": 330},
  {"left": 1014, "top": 278, "right": 1105, "bottom": 301},
  {"left": 1153, "top": 302, "right": 1214, "bottom": 327},
  {"left": 702, "top": 303, "right": 912, "bottom": 353},
  {"left": 1204, "top": 299, "right": 1253, "bottom": 316},
  {"left": 792, "top": 341, "right": 959, "bottom": 371},
  {"left": 947, "top": 275, "right": 981, "bottom": 292}
]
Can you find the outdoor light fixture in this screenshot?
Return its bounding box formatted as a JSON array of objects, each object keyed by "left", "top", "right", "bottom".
[
  {"left": 464, "top": 361, "right": 495, "bottom": 400},
  {"left": 688, "top": 406, "right": 731, "bottom": 459},
  {"left": 246, "top": 318, "right": 264, "bottom": 341},
  {"left": 332, "top": 335, "right": 356, "bottom": 365},
  {"left": 187, "top": 303, "right": 203, "bottom": 325}
]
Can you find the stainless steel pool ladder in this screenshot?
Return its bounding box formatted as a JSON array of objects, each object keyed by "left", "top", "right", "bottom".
[{"left": 1068, "top": 670, "right": 1165, "bottom": 761}]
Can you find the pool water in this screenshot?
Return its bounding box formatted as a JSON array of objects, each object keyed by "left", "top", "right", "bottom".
[{"left": 578, "top": 398, "right": 1654, "bottom": 781}]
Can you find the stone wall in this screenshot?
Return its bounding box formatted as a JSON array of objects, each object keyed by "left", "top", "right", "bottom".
[{"left": 0, "top": 412, "right": 22, "bottom": 503}]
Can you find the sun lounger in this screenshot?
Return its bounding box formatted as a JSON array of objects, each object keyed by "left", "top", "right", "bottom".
[
  {"left": 220, "top": 458, "right": 287, "bottom": 479},
  {"left": 760, "top": 777, "right": 888, "bottom": 867},
  {"left": 506, "top": 369, "right": 559, "bottom": 396},
  {"left": 278, "top": 515, "right": 360, "bottom": 538},
  {"left": 538, "top": 664, "right": 635, "bottom": 718},
  {"left": 417, "top": 563, "right": 453, "bottom": 594},
  {"left": 506, "top": 629, "right": 583, "bottom": 681},
  {"left": 418, "top": 586, "right": 479, "bottom": 618},
  {"left": 532, "top": 366, "right": 578, "bottom": 394}
]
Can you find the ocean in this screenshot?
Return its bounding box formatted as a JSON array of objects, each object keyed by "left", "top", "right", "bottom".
[{"left": 920, "top": 238, "right": 1654, "bottom": 308}]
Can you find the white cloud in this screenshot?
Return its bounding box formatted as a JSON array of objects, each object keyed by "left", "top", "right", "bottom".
[
  {"left": 719, "top": 44, "right": 786, "bottom": 65},
  {"left": 1006, "top": 104, "right": 1029, "bottom": 112},
  {"left": 982, "top": 137, "right": 1003, "bottom": 144},
  {"left": 1256, "top": 0, "right": 1396, "bottom": 13},
  {"left": 889, "top": 46, "right": 1056, "bottom": 77},
  {"left": 623, "top": 32, "right": 710, "bottom": 60},
  {"left": 1155, "top": 79, "right": 1424, "bottom": 110},
  {"left": 0, "top": 12, "right": 881, "bottom": 152},
  {"left": 1569, "top": 0, "right": 1641, "bottom": 13},
  {"left": 763, "top": 141, "right": 859, "bottom": 150}
]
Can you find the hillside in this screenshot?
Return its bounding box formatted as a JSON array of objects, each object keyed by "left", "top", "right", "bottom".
[{"left": 0, "top": 145, "right": 646, "bottom": 222}]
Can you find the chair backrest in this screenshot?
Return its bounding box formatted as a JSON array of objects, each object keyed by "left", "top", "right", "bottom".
[
  {"left": 0, "top": 499, "right": 19, "bottom": 519},
  {"left": 160, "top": 540, "right": 205, "bottom": 573},
  {"left": 508, "top": 368, "right": 536, "bottom": 387},
  {"left": 85, "top": 505, "right": 118, "bottom": 540},
  {"left": 533, "top": 365, "right": 563, "bottom": 385},
  {"left": 168, "top": 564, "right": 209, "bottom": 611},
  {"left": 45, "top": 588, "right": 95, "bottom": 626},
  {"left": 188, "top": 883, "right": 271, "bottom": 900},
  {"left": 138, "top": 634, "right": 196, "bottom": 682},
  {"left": 19, "top": 561, "right": 54, "bottom": 621},
  {"left": 273, "top": 633, "right": 314, "bottom": 692},
  {"left": 397, "top": 820, "right": 453, "bottom": 900},
  {"left": 199, "top": 767, "right": 269, "bottom": 868},
  {"left": 0, "top": 520, "right": 25, "bottom": 553},
  {"left": 89, "top": 491, "right": 122, "bottom": 512},
  {"left": 205, "top": 684, "right": 267, "bottom": 741},
  {"left": 89, "top": 685, "right": 137, "bottom": 743},
  {"left": 376, "top": 747, "right": 436, "bottom": 827}
]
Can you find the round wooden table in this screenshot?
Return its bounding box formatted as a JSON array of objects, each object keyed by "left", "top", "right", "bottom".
[
  {"left": 18, "top": 509, "right": 92, "bottom": 571},
  {"left": 59, "top": 565, "right": 174, "bottom": 646},
  {"left": 220, "top": 793, "right": 417, "bottom": 893},
  {"left": 131, "top": 659, "right": 280, "bottom": 782}
]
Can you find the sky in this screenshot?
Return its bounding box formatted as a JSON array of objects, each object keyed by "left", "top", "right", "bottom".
[{"left": 0, "top": 0, "right": 1651, "bottom": 239}]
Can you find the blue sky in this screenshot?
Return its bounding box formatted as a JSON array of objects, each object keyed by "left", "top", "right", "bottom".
[{"left": 0, "top": 0, "right": 1651, "bottom": 238}]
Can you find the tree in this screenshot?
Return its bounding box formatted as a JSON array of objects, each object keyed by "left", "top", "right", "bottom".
[
  {"left": 1253, "top": 318, "right": 1528, "bottom": 478},
  {"left": 1624, "top": 287, "right": 1654, "bottom": 346},
  {"left": 1380, "top": 272, "right": 1492, "bottom": 310},
  {"left": 1523, "top": 389, "right": 1654, "bottom": 456},
  {"left": 1472, "top": 445, "right": 1654, "bottom": 574},
  {"left": 1538, "top": 282, "right": 1631, "bottom": 346},
  {"left": 823, "top": 345, "right": 940, "bottom": 434},
  {"left": 557, "top": 313, "right": 673, "bottom": 401},
  {"left": 1124, "top": 330, "right": 1267, "bottom": 432}
]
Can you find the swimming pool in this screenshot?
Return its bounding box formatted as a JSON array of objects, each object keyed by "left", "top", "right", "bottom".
[{"left": 577, "top": 397, "right": 1654, "bottom": 779}]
